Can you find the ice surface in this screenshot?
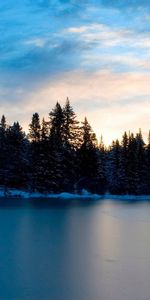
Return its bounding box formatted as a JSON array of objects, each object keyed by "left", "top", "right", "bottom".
[{"left": 0, "top": 198, "right": 149, "bottom": 300}]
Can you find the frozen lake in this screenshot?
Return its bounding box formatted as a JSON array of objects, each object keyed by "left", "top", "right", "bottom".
[{"left": 0, "top": 197, "right": 150, "bottom": 300}]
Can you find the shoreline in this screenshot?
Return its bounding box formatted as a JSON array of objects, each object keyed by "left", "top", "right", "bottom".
[{"left": 1, "top": 189, "right": 150, "bottom": 200}]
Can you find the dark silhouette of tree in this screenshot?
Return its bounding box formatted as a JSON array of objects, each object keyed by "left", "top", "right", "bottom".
[
  {"left": 63, "top": 97, "right": 81, "bottom": 149},
  {"left": 48, "top": 102, "right": 65, "bottom": 192},
  {"left": 29, "top": 112, "right": 41, "bottom": 143},
  {"left": 41, "top": 118, "right": 49, "bottom": 141},
  {"left": 106, "top": 139, "right": 123, "bottom": 194},
  {"left": 49, "top": 102, "right": 64, "bottom": 148},
  {"left": 145, "top": 131, "right": 150, "bottom": 194},
  {"left": 97, "top": 136, "right": 107, "bottom": 194},
  {"left": 62, "top": 98, "right": 81, "bottom": 191},
  {"left": 0, "top": 100, "right": 150, "bottom": 195},
  {"left": 77, "top": 117, "right": 100, "bottom": 193},
  {"left": 5, "top": 122, "right": 28, "bottom": 189},
  {"left": 28, "top": 113, "right": 42, "bottom": 191},
  {"left": 0, "top": 116, "right": 7, "bottom": 186},
  {"left": 135, "top": 130, "right": 146, "bottom": 194},
  {"left": 120, "top": 131, "right": 129, "bottom": 193}
]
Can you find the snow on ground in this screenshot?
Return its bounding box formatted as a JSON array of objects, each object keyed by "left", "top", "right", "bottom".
[
  {"left": 0, "top": 188, "right": 101, "bottom": 199},
  {"left": 1, "top": 188, "right": 150, "bottom": 200},
  {"left": 103, "top": 193, "right": 150, "bottom": 200}
]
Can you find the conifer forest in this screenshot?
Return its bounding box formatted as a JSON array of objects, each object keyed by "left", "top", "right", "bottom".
[{"left": 0, "top": 98, "right": 150, "bottom": 195}]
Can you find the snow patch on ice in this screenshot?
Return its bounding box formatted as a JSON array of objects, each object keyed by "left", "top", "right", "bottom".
[
  {"left": 57, "top": 191, "right": 100, "bottom": 199},
  {"left": 1, "top": 188, "right": 150, "bottom": 200},
  {"left": 104, "top": 193, "right": 150, "bottom": 200},
  {"left": 0, "top": 188, "right": 100, "bottom": 199}
]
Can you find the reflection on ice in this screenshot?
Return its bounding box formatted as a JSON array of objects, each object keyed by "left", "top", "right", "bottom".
[{"left": 0, "top": 198, "right": 149, "bottom": 299}]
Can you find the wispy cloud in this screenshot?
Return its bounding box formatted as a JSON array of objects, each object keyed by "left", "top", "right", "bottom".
[
  {"left": 0, "top": 0, "right": 150, "bottom": 144},
  {"left": 24, "top": 38, "right": 47, "bottom": 48},
  {"left": 1, "top": 69, "right": 149, "bottom": 145}
]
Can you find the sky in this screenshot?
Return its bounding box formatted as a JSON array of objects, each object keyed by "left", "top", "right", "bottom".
[{"left": 1, "top": 0, "right": 150, "bottom": 145}]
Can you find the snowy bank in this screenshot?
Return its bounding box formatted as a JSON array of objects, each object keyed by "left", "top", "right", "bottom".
[
  {"left": 103, "top": 193, "right": 150, "bottom": 201},
  {"left": 0, "top": 189, "right": 101, "bottom": 199},
  {"left": 1, "top": 189, "right": 150, "bottom": 200}
]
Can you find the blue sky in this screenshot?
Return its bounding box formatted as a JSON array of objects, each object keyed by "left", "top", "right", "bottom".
[{"left": 1, "top": 0, "right": 150, "bottom": 144}]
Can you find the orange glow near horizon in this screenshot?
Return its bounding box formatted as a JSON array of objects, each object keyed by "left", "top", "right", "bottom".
[{"left": 3, "top": 70, "right": 150, "bottom": 147}]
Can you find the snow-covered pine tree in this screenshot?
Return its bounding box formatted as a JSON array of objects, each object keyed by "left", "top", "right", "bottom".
[
  {"left": 36, "top": 118, "right": 52, "bottom": 192},
  {"left": 106, "top": 139, "right": 124, "bottom": 194},
  {"left": 62, "top": 98, "right": 81, "bottom": 192},
  {"left": 49, "top": 102, "right": 64, "bottom": 148},
  {"left": 119, "top": 131, "right": 129, "bottom": 194},
  {"left": 127, "top": 133, "right": 139, "bottom": 194},
  {"left": 77, "top": 117, "right": 100, "bottom": 193},
  {"left": 28, "top": 113, "right": 42, "bottom": 191},
  {"left": 48, "top": 102, "right": 65, "bottom": 192},
  {"left": 28, "top": 112, "right": 41, "bottom": 143},
  {"left": 0, "top": 115, "right": 7, "bottom": 186},
  {"left": 41, "top": 118, "right": 49, "bottom": 142},
  {"left": 145, "top": 130, "right": 150, "bottom": 194},
  {"left": 97, "top": 136, "right": 107, "bottom": 194},
  {"left": 135, "top": 130, "right": 146, "bottom": 194},
  {"left": 5, "top": 122, "right": 28, "bottom": 189},
  {"left": 63, "top": 97, "right": 81, "bottom": 149}
]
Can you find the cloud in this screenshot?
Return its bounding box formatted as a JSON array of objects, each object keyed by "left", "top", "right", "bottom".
[
  {"left": 65, "top": 26, "right": 88, "bottom": 33},
  {"left": 65, "top": 22, "right": 150, "bottom": 50},
  {"left": 100, "top": 0, "right": 150, "bottom": 9},
  {"left": 1, "top": 69, "right": 149, "bottom": 145},
  {"left": 1, "top": 0, "right": 150, "bottom": 146},
  {"left": 63, "top": 23, "right": 150, "bottom": 73},
  {"left": 24, "top": 38, "right": 47, "bottom": 48},
  {"left": 1, "top": 1, "right": 150, "bottom": 83}
]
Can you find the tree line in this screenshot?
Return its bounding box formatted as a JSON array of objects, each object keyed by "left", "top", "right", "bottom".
[{"left": 0, "top": 98, "right": 150, "bottom": 195}]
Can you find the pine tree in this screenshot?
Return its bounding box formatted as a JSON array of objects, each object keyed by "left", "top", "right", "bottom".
[
  {"left": 1, "top": 115, "right": 6, "bottom": 130},
  {"left": 145, "top": 130, "right": 150, "bottom": 193},
  {"left": 127, "top": 133, "right": 139, "bottom": 194},
  {"left": 35, "top": 118, "right": 51, "bottom": 192},
  {"left": 0, "top": 100, "right": 150, "bottom": 195},
  {"left": 49, "top": 102, "right": 64, "bottom": 148},
  {"left": 5, "top": 122, "right": 29, "bottom": 189},
  {"left": 106, "top": 139, "right": 123, "bottom": 194},
  {"left": 77, "top": 117, "right": 99, "bottom": 193},
  {"left": 0, "top": 116, "right": 7, "bottom": 186},
  {"left": 63, "top": 97, "right": 81, "bottom": 149},
  {"left": 135, "top": 130, "right": 146, "bottom": 194},
  {"left": 97, "top": 136, "right": 107, "bottom": 194},
  {"left": 80, "top": 117, "right": 97, "bottom": 149},
  {"left": 120, "top": 131, "right": 129, "bottom": 194},
  {"left": 28, "top": 113, "right": 41, "bottom": 142},
  {"left": 62, "top": 98, "right": 81, "bottom": 191},
  {"left": 41, "top": 118, "right": 49, "bottom": 141},
  {"left": 48, "top": 102, "right": 65, "bottom": 192},
  {"left": 28, "top": 113, "right": 41, "bottom": 191}
]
